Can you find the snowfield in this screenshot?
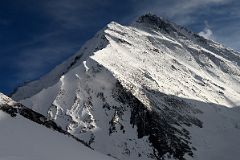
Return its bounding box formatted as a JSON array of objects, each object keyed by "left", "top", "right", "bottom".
[
  {"left": 0, "top": 94, "right": 115, "bottom": 160},
  {"left": 8, "top": 14, "right": 240, "bottom": 160}
]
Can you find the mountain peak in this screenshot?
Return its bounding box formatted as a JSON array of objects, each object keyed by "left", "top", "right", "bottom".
[
  {"left": 135, "top": 14, "right": 219, "bottom": 49},
  {"left": 136, "top": 14, "right": 178, "bottom": 33},
  {"left": 9, "top": 15, "right": 240, "bottom": 160},
  {"left": 137, "top": 14, "right": 167, "bottom": 25}
]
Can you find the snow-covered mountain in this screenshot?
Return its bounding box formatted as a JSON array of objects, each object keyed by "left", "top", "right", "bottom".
[
  {"left": 0, "top": 93, "right": 115, "bottom": 160},
  {"left": 11, "top": 14, "right": 240, "bottom": 160}
]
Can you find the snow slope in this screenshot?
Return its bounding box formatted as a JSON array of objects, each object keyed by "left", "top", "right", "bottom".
[
  {"left": 0, "top": 93, "right": 115, "bottom": 160},
  {"left": 11, "top": 14, "right": 240, "bottom": 160}
]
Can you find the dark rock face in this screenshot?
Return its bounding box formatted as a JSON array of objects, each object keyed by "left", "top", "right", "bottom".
[
  {"left": 113, "top": 82, "right": 203, "bottom": 160},
  {"left": 137, "top": 14, "right": 176, "bottom": 34}
]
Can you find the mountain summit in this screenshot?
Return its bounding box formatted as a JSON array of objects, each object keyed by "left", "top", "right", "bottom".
[{"left": 11, "top": 14, "right": 240, "bottom": 160}]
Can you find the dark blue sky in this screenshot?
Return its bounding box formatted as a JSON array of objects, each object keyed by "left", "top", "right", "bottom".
[{"left": 0, "top": 0, "right": 239, "bottom": 95}]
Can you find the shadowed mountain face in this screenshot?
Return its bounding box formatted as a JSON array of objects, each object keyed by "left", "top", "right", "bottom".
[
  {"left": 113, "top": 82, "right": 203, "bottom": 159},
  {"left": 10, "top": 14, "right": 240, "bottom": 160}
]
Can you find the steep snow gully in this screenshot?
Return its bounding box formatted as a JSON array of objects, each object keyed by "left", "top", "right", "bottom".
[{"left": 6, "top": 14, "right": 240, "bottom": 160}]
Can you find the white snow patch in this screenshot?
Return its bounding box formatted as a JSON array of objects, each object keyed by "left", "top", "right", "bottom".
[{"left": 83, "top": 60, "right": 89, "bottom": 72}]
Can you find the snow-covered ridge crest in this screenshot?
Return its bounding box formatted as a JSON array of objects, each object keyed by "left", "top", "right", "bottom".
[
  {"left": 11, "top": 14, "right": 240, "bottom": 103},
  {"left": 0, "top": 92, "right": 16, "bottom": 106}
]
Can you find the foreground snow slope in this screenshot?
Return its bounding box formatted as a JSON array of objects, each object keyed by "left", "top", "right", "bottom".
[
  {"left": 11, "top": 14, "right": 240, "bottom": 160},
  {"left": 0, "top": 93, "right": 114, "bottom": 160}
]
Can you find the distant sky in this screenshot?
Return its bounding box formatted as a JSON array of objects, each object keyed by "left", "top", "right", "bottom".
[{"left": 0, "top": 0, "right": 239, "bottom": 94}]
